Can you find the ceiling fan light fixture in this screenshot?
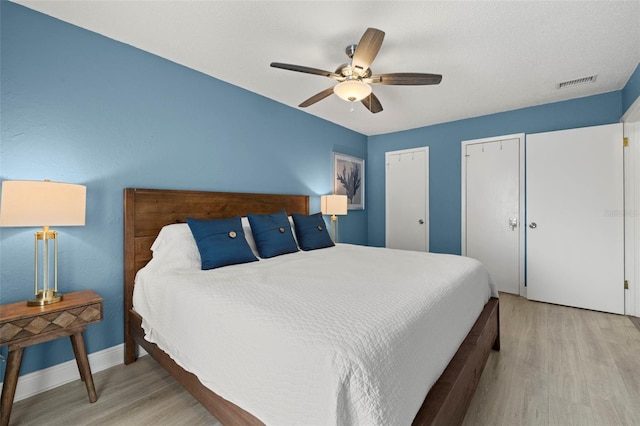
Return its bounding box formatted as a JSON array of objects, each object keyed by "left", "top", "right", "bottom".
[{"left": 333, "top": 80, "right": 372, "bottom": 102}]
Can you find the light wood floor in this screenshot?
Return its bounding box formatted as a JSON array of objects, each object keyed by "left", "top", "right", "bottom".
[
  {"left": 8, "top": 293, "right": 640, "bottom": 425},
  {"left": 463, "top": 293, "right": 640, "bottom": 426}
]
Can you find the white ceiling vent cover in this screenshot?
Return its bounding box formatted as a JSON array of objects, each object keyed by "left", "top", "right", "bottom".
[{"left": 557, "top": 75, "right": 598, "bottom": 89}]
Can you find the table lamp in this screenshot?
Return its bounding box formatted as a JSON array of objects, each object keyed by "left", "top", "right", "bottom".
[
  {"left": 0, "top": 180, "right": 86, "bottom": 306},
  {"left": 320, "top": 194, "right": 348, "bottom": 243}
]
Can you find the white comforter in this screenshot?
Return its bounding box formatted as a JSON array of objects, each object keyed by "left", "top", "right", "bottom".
[{"left": 133, "top": 244, "right": 497, "bottom": 426}]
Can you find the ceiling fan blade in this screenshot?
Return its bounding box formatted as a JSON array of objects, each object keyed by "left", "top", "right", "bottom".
[
  {"left": 299, "top": 87, "right": 335, "bottom": 108},
  {"left": 367, "top": 73, "right": 442, "bottom": 86},
  {"left": 351, "top": 28, "right": 385, "bottom": 75},
  {"left": 271, "top": 62, "right": 341, "bottom": 79},
  {"left": 361, "top": 92, "right": 383, "bottom": 114}
]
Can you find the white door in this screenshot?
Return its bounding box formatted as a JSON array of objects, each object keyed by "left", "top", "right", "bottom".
[
  {"left": 385, "top": 147, "right": 429, "bottom": 251},
  {"left": 462, "top": 135, "right": 524, "bottom": 295},
  {"left": 622, "top": 97, "right": 640, "bottom": 317},
  {"left": 527, "top": 123, "right": 624, "bottom": 314}
]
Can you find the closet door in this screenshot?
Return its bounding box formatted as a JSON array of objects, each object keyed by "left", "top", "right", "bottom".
[
  {"left": 463, "top": 135, "right": 523, "bottom": 295},
  {"left": 385, "top": 147, "right": 429, "bottom": 251},
  {"left": 526, "top": 123, "right": 624, "bottom": 314}
]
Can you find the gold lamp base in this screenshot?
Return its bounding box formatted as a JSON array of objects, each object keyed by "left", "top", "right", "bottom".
[
  {"left": 27, "top": 227, "right": 63, "bottom": 306},
  {"left": 27, "top": 290, "right": 63, "bottom": 306},
  {"left": 330, "top": 215, "right": 339, "bottom": 243}
]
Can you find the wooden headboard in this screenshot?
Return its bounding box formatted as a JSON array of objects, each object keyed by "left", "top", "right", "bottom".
[{"left": 123, "top": 188, "right": 309, "bottom": 362}]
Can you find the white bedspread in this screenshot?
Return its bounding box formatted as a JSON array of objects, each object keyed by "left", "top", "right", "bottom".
[{"left": 133, "top": 244, "right": 497, "bottom": 426}]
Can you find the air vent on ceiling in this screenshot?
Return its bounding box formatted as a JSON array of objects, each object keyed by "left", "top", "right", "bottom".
[{"left": 557, "top": 75, "right": 597, "bottom": 89}]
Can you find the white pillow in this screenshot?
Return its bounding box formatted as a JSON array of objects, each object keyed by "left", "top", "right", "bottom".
[
  {"left": 150, "top": 223, "right": 201, "bottom": 269},
  {"left": 289, "top": 216, "right": 299, "bottom": 245},
  {"left": 240, "top": 217, "right": 260, "bottom": 256}
]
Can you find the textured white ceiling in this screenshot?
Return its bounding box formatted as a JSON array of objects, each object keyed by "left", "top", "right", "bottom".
[{"left": 14, "top": 1, "right": 640, "bottom": 136}]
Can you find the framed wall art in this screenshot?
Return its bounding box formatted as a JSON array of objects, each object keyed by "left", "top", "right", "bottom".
[{"left": 333, "top": 152, "right": 364, "bottom": 210}]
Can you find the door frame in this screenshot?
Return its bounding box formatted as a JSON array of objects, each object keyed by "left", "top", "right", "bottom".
[
  {"left": 461, "top": 133, "right": 525, "bottom": 296},
  {"left": 385, "top": 146, "right": 429, "bottom": 251},
  {"left": 622, "top": 96, "right": 640, "bottom": 317}
]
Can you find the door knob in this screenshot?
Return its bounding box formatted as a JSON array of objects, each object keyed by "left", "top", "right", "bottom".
[
  {"left": 529, "top": 222, "right": 537, "bottom": 229},
  {"left": 509, "top": 218, "right": 517, "bottom": 230},
  {"left": 418, "top": 219, "right": 424, "bottom": 225}
]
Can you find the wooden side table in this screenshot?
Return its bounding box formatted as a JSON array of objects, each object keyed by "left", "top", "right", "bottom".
[{"left": 0, "top": 290, "right": 103, "bottom": 426}]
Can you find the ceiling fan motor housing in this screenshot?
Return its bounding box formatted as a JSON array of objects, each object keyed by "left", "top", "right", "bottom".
[{"left": 336, "top": 63, "right": 372, "bottom": 79}]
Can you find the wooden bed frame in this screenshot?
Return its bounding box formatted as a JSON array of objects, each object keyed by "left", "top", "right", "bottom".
[{"left": 123, "top": 188, "right": 500, "bottom": 426}]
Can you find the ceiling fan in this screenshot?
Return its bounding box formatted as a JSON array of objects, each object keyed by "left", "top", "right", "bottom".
[{"left": 270, "top": 28, "right": 442, "bottom": 114}]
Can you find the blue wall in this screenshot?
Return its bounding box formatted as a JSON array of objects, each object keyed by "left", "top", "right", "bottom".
[
  {"left": 622, "top": 63, "right": 640, "bottom": 114},
  {"left": 367, "top": 92, "right": 624, "bottom": 252},
  {"left": 0, "top": 2, "right": 367, "bottom": 377}
]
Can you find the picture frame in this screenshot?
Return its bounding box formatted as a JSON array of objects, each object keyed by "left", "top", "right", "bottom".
[{"left": 333, "top": 152, "right": 365, "bottom": 210}]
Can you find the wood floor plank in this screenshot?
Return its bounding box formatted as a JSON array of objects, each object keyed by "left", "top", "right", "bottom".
[
  {"left": 8, "top": 293, "right": 640, "bottom": 426},
  {"left": 547, "top": 340, "right": 590, "bottom": 406}
]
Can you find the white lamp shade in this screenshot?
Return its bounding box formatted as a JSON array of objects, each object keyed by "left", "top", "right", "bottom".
[
  {"left": 0, "top": 180, "right": 86, "bottom": 227},
  {"left": 321, "top": 194, "right": 348, "bottom": 216},
  {"left": 333, "top": 80, "right": 372, "bottom": 102}
]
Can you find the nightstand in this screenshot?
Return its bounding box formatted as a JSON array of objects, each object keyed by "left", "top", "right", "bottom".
[{"left": 0, "top": 290, "right": 103, "bottom": 426}]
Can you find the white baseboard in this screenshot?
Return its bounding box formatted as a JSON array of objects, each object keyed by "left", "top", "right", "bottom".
[{"left": 0, "top": 344, "right": 147, "bottom": 402}]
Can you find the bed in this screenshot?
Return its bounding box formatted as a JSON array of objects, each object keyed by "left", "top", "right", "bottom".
[{"left": 123, "top": 188, "right": 500, "bottom": 425}]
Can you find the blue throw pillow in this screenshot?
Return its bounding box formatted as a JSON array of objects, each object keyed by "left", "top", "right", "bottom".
[
  {"left": 186, "top": 216, "right": 258, "bottom": 270},
  {"left": 247, "top": 210, "right": 299, "bottom": 258},
  {"left": 291, "top": 213, "right": 335, "bottom": 251}
]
